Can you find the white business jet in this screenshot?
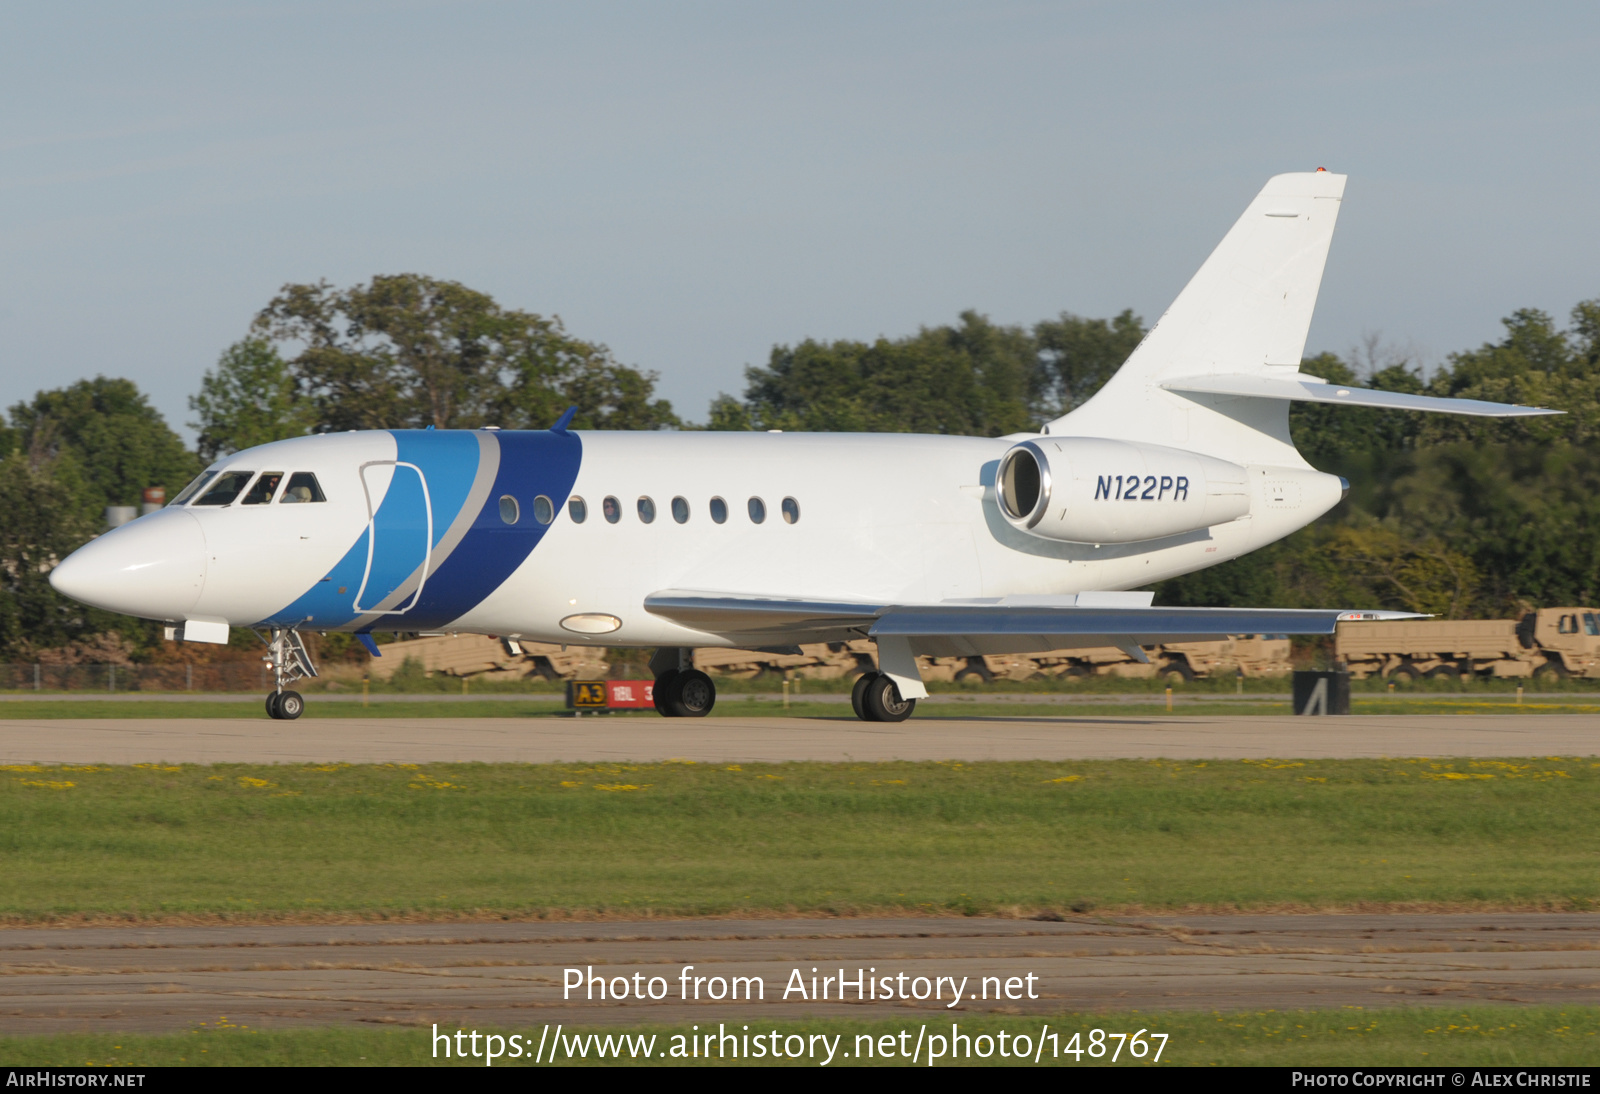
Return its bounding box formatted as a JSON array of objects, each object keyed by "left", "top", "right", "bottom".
[{"left": 49, "top": 170, "right": 1555, "bottom": 721}]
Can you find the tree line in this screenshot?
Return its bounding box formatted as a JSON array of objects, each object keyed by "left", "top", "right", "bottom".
[
  {"left": 1161, "top": 302, "right": 1600, "bottom": 619},
  {"left": 1, "top": 269, "right": 1596, "bottom": 662}
]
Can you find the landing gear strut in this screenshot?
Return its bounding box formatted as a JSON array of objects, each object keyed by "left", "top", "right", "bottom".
[
  {"left": 259, "top": 627, "right": 318, "bottom": 721},
  {"left": 651, "top": 648, "right": 716, "bottom": 717}
]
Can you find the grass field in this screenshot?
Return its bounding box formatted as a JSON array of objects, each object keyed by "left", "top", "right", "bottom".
[
  {"left": 4, "top": 1007, "right": 1597, "bottom": 1066},
  {"left": 3, "top": 757, "right": 1599, "bottom": 920},
  {"left": 3, "top": 695, "right": 1600, "bottom": 718}
]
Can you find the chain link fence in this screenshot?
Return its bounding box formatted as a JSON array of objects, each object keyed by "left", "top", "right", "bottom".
[{"left": 0, "top": 663, "right": 272, "bottom": 692}]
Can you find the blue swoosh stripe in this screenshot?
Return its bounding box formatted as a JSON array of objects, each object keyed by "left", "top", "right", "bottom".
[
  {"left": 259, "top": 429, "right": 580, "bottom": 632},
  {"left": 406, "top": 429, "right": 581, "bottom": 627}
]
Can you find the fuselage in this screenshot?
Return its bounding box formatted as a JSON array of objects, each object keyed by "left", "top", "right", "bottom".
[{"left": 50, "top": 428, "right": 1343, "bottom": 648}]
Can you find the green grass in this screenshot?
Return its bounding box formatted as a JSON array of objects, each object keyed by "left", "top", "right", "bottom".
[
  {"left": 2, "top": 757, "right": 1599, "bottom": 920},
  {"left": 5, "top": 1007, "right": 1599, "bottom": 1066},
  {"left": 4, "top": 695, "right": 1600, "bottom": 719}
]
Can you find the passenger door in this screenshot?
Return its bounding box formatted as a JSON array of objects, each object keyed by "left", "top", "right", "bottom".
[{"left": 353, "top": 461, "right": 432, "bottom": 614}]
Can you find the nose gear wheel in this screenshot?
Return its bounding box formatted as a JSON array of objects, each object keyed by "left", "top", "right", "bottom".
[{"left": 258, "top": 626, "right": 318, "bottom": 720}]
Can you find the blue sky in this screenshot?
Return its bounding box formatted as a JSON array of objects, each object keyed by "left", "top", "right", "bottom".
[{"left": 3, "top": 1, "right": 1597, "bottom": 436}]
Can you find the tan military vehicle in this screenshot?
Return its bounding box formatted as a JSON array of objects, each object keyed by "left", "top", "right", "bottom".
[
  {"left": 365, "top": 633, "right": 610, "bottom": 682},
  {"left": 1335, "top": 608, "right": 1600, "bottom": 680},
  {"left": 921, "top": 634, "right": 1292, "bottom": 684},
  {"left": 364, "top": 633, "right": 1291, "bottom": 685},
  {"left": 678, "top": 637, "right": 1290, "bottom": 684}
]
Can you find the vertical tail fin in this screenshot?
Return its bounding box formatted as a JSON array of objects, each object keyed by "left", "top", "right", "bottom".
[{"left": 1047, "top": 170, "right": 1347, "bottom": 465}]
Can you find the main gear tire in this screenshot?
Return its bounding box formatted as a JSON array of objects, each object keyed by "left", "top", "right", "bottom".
[
  {"left": 653, "top": 670, "right": 681, "bottom": 716},
  {"left": 851, "top": 672, "right": 877, "bottom": 721},
  {"left": 859, "top": 673, "right": 916, "bottom": 723},
  {"left": 669, "top": 669, "right": 716, "bottom": 717}
]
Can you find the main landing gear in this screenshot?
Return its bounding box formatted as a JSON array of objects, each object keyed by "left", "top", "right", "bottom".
[
  {"left": 851, "top": 671, "right": 917, "bottom": 722},
  {"left": 650, "top": 648, "right": 716, "bottom": 717},
  {"left": 259, "top": 627, "right": 318, "bottom": 721}
]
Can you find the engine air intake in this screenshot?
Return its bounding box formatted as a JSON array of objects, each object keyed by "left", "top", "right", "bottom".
[{"left": 997, "top": 442, "right": 1049, "bottom": 528}]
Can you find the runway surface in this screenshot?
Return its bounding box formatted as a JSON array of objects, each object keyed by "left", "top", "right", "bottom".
[
  {"left": 4, "top": 914, "right": 1598, "bottom": 1033},
  {"left": 1, "top": 713, "right": 1598, "bottom": 764}
]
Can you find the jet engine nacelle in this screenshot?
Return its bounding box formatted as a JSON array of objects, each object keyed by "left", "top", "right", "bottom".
[{"left": 996, "top": 437, "right": 1251, "bottom": 544}]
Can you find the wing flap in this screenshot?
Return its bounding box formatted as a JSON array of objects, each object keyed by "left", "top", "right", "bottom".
[{"left": 870, "top": 605, "right": 1409, "bottom": 639}]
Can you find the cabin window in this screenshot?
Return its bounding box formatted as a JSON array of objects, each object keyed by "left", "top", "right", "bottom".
[
  {"left": 192, "top": 470, "right": 254, "bottom": 506},
  {"left": 709, "top": 497, "right": 728, "bottom": 524},
  {"left": 172, "top": 470, "right": 219, "bottom": 506},
  {"left": 748, "top": 496, "right": 766, "bottom": 524},
  {"left": 533, "top": 495, "right": 554, "bottom": 524},
  {"left": 1560, "top": 614, "right": 1580, "bottom": 634},
  {"left": 241, "top": 472, "right": 284, "bottom": 505},
  {"left": 279, "top": 472, "right": 326, "bottom": 503},
  {"left": 499, "top": 496, "right": 520, "bottom": 524},
  {"left": 781, "top": 497, "right": 800, "bottom": 524},
  {"left": 568, "top": 496, "right": 587, "bottom": 523},
  {"left": 1586, "top": 613, "right": 1599, "bottom": 637},
  {"left": 671, "top": 496, "right": 689, "bottom": 524},
  {"left": 602, "top": 496, "right": 621, "bottom": 524},
  {"left": 638, "top": 496, "right": 656, "bottom": 524}
]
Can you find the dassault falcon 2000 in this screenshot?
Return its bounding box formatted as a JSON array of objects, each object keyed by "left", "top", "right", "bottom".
[{"left": 49, "top": 170, "right": 1557, "bottom": 721}]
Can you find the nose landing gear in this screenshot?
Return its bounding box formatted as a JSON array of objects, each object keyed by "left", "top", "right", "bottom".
[
  {"left": 266, "top": 690, "right": 305, "bottom": 719},
  {"left": 259, "top": 627, "right": 318, "bottom": 720}
]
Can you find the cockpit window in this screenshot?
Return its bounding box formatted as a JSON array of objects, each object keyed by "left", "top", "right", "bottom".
[
  {"left": 279, "top": 472, "right": 326, "bottom": 504},
  {"left": 241, "top": 472, "right": 284, "bottom": 505},
  {"left": 192, "top": 470, "right": 254, "bottom": 507},
  {"left": 171, "top": 470, "right": 219, "bottom": 506}
]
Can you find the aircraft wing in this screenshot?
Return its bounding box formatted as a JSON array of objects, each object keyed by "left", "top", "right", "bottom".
[
  {"left": 643, "top": 589, "right": 1420, "bottom": 655},
  {"left": 641, "top": 591, "right": 888, "bottom": 635},
  {"left": 1161, "top": 373, "right": 1561, "bottom": 418}
]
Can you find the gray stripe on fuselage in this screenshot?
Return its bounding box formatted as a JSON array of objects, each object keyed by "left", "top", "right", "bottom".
[{"left": 352, "top": 430, "right": 502, "bottom": 628}]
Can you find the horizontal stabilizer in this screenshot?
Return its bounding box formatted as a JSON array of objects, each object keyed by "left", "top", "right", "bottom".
[{"left": 1162, "top": 373, "right": 1561, "bottom": 418}]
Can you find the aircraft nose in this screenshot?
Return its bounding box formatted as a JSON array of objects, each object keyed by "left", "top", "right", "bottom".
[{"left": 49, "top": 509, "right": 207, "bottom": 621}]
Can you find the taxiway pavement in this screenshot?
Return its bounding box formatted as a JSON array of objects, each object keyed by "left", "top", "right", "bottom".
[
  {"left": 0, "top": 713, "right": 1597, "bottom": 764},
  {"left": 4, "top": 914, "right": 1598, "bottom": 1033}
]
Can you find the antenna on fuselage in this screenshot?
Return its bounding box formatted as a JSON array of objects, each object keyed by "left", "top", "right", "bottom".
[{"left": 550, "top": 406, "right": 578, "bottom": 434}]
